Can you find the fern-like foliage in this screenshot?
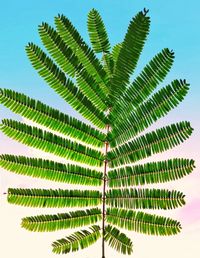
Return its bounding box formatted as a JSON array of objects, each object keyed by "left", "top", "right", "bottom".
[
  {"left": 87, "top": 9, "right": 110, "bottom": 53},
  {"left": 8, "top": 188, "right": 102, "bottom": 207},
  {"left": 110, "top": 9, "right": 150, "bottom": 101},
  {"left": 52, "top": 225, "right": 101, "bottom": 254},
  {"left": 0, "top": 8, "right": 194, "bottom": 258},
  {"left": 109, "top": 79, "right": 189, "bottom": 145},
  {"left": 22, "top": 208, "right": 102, "bottom": 232},
  {"left": 106, "top": 189, "right": 185, "bottom": 209},
  {"left": 0, "top": 154, "right": 103, "bottom": 186},
  {"left": 104, "top": 225, "right": 133, "bottom": 255},
  {"left": 108, "top": 158, "right": 195, "bottom": 187},
  {"left": 0, "top": 89, "right": 105, "bottom": 147},
  {"left": 106, "top": 208, "right": 181, "bottom": 235},
  {"left": 110, "top": 48, "right": 175, "bottom": 121}
]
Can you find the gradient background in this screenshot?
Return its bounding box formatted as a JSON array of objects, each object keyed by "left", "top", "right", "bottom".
[{"left": 0, "top": 1, "right": 199, "bottom": 258}]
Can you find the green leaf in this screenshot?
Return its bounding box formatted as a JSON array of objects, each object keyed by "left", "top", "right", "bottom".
[
  {"left": 75, "top": 68, "right": 108, "bottom": 110},
  {"left": 38, "top": 22, "right": 78, "bottom": 77},
  {"left": 106, "top": 208, "right": 182, "bottom": 236},
  {"left": 104, "top": 225, "right": 133, "bottom": 255},
  {"left": 55, "top": 14, "right": 109, "bottom": 95},
  {"left": 110, "top": 9, "right": 150, "bottom": 100},
  {"left": 112, "top": 43, "right": 122, "bottom": 65},
  {"left": 111, "top": 48, "right": 175, "bottom": 120},
  {"left": 109, "top": 79, "right": 189, "bottom": 146},
  {"left": 87, "top": 9, "right": 110, "bottom": 53},
  {"left": 7, "top": 188, "right": 102, "bottom": 208},
  {"left": 0, "top": 119, "right": 104, "bottom": 167},
  {"left": 52, "top": 225, "right": 101, "bottom": 254},
  {"left": 101, "top": 43, "right": 122, "bottom": 83},
  {"left": 21, "top": 208, "right": 102, "bottom": 232},
  {"left": 0, "top": 89, "right": 105, "bottom": 148},
  {"left": 0, "top": 155, "right": 103, "bottom": 186},
  {"left": 108, "top": 158, "right": 195, "bottom": 187},
  {"left": 106, "top": 188, "right": 185, "bottom": 209},
  {"left": 102, "top": 53, "right": 114, "bottom": 78},
  {"left": 38, "top": 23, "right": 108, "bottom": 111},
  {"left": 108, "top": 121, "right": 193, "bottom": 167},
  {"left": 26, "top": 43, "right": 107, "bottom": 128}
]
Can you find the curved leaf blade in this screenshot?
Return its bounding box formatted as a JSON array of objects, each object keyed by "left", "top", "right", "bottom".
[
  {"left": 105, "top": 225, "right": 133, "bottom": 255},
  {"left": 108, "top": 121, "right": 193, "bottom": 167},
  {"left": 87, "top": 9, "right": 110, "bottom": 53},
  {"left": 110, "top": 9, "right": 150, "bottom": 100},
  {"left": 26, "top": 43, "right": 107, "bottom": 128},
  {"left": 106, "top": 188, "right": 185, "bottom": 209},
  {"left": 0, "top": 155, "right": 103, "bottom": 186},
  {"left": 106, "top": 208, "right": 182, "bottom": 235},
  {"left": 108, "top": 158, "right": 195, "bottom": 187},
  {"left": 0, "top": 89, "right": 105, "bottom": 148},
  {"left": 112, "top": 43, "right": 122, "bottom": 66},
  {"left": 7, "top": 188, "right": 102, "bottom": 208},
  {"left": 38, "top": 22, "right": 78, "bottom": 77},
  {"left": 22, "top": 208, "right": 102, "bottom": 232},
  {"left": 75, "top": 68, "right": 108, "bottom": 111},
  {"left": 0, "top": 119, "right": 104, "bottom": 167},
  {"left": 55, "top": 14, "right": 109, "bottom": 95},
  {"left": 52, "top": 225, "right": 101, "bottom": 254},
  {"left": 38, "top": 23, "right": 108, "bottom": 111},
  {"left": 102, "top": 53, "right": 114, "bottom": 79},
  {"left": 110, "top": 79, "right": 189, "bottom": 146},
  {"left": 111, "top": 48, "right": 175, "bottom": 120}
]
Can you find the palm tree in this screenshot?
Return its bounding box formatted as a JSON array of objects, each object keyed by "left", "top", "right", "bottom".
[{"left": 0, "top": 8, "right": 195, "bottom": 257}]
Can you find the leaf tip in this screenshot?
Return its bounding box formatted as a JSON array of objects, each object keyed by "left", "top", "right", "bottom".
[{"left": 143, "top": 8, "right": 149, "bottom": 16}]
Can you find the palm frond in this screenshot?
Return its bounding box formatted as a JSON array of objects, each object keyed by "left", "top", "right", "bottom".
[
  {"left": 110, "top": 9, "right": 150, "bottom": 100},
  {"left": 38, "top": 23, "right": 108, "bottom": 111},
  {"left": 108, "top": 121, "right": 193, "bottom": 167},
  {"left": 109, "top": 79, "right": 189, "bottom": 146},
  {"left": 22, "top": 208, "right": 102, "bottom": 232},
  {"left": 108, "top": 158, "right": 195, "bottom": 187},
  {"left": 52, "top": 225, "right": 101, "bottom": 254},
  {"left": 106, "top": 189, "right": 185, "bottom": 209},
  {"left": 111, "top": 48, "right": 175, "bottom": 120},
  {"left": 0, "top": 119, "right": 104, "bottom": 167},
  {"left": 54, "top": 14, "right": 109, "bottom": 95},
  {"left": 0, "top": 155, "right": 103, "bottom": 186},
  {"left": 87, "top": 9, "right": 110, "bottom": 53},
  {"left": 106, "top": 208, "right": 181, "bottom": 235},
  {"left": 104, "top": 225, "right": 133, "bottom": 255},
  {"left": 26, "top": 43, "right": 107, "bottom": 128},
  {"left": 0, "top": 89, "right": 105, "bottom": 148},
  {"left": 7, "top": 188, "right": 102, "bottom": 208}
]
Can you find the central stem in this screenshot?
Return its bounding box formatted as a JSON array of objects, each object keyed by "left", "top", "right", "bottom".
[{"left": 102, "top": 124, "right": 110, "bottom": 258}]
